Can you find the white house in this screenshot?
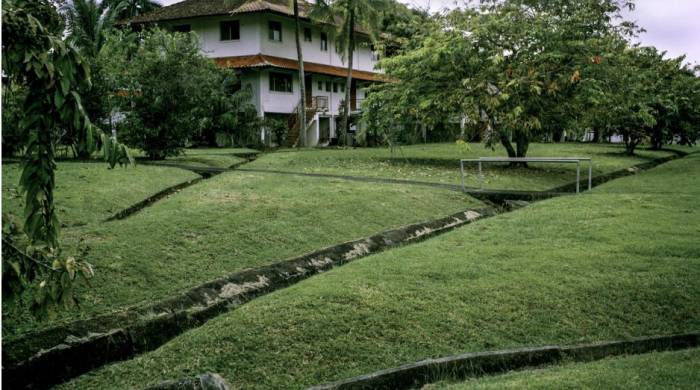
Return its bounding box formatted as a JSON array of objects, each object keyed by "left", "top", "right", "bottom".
[{"left": 129, "top": 0, "right": 386, "bottom": 146}]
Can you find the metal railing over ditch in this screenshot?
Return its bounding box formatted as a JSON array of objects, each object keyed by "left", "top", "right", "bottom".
[{"left": 460, "top": 157, "right": 593, "bottom": 193}]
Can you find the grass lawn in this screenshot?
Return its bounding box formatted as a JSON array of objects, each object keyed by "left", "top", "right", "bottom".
[
  {"left": 426, "top": 348, "right": 700, "bottom": 389},
  {"left": 130, "top": 147, "right": 258, "bottom": 169},
  {"left": 247, "top": 143, "right": 678, "bottom": 191},
  {"left": 154, "top": 147, "right": 258, "bottom": 169},
  {"left": 62, "top": 153, "right": 700, "bottom": 389},
  {"left": 1, "top": 162, "right": 199, "bottom": 227},
  {"left": 3, "top": 171, "right": 482, "bottom": 337}
]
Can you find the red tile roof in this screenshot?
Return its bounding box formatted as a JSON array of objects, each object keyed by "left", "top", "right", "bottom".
[
  {"left": 128, "top": 0, "right": 342, "bottom": 29},
  {"left": 214, "top": 54, "right": 388, "bottom": 82}
]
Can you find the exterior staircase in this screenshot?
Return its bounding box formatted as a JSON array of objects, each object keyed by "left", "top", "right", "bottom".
[{"left": 286, "top": 97, "right": 327, "bottom": 147}]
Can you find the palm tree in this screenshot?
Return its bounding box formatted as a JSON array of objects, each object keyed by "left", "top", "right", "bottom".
[
  {"left": 61, "top": 0, "right": 124, "bottom": 57},
  {"left": 103, "top": 0, "right": 162, "bottom": 20},
  {"left": 292, "top": 0, "right": 307, "bottom": 147},
  {"left": 311, "top": 0, "right": 387, "bottom": 145}
]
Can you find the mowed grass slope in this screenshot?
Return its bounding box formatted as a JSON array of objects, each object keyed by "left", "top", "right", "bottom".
[
  {"left": 247, "top": 143, "right": 677, "bottom": 190},
  {"left": 426, "top": 348, "right": 700, "bottom": 389},
  {"left": 2, "top": 162, "right": 199, "bottom": 227},
  {"left": 150, "top": 147, "right": 258, "bottom": 169},
  {"left": 63, "top": 154, "right": 700, "bottom": 389},
  {"left": 3, "top": 171, "right": 482, "bottom": 337}
]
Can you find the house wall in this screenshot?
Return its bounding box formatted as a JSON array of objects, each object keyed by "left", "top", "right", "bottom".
[
  {"left": 159, "top": 14, "right": 261, "bottom": 57},
  {"left": 259, "top": 68, "right": 301, "bottom": 114},
  {"left": 259, "top": 15, "right": 378, "bottom": 72},
  {"left": 239, "top": 70, "right": 263, "bottom": 115},
  {"left": 309, "top": 75, "right": 367, "bottom": 115},
  {"left": 159, "top": 12, "right": 380, "bottom": 72},
  {"left": 237, "top": 69, "right": 368, "bottom": 116}
]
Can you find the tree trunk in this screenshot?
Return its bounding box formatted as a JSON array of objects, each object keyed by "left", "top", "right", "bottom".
[
  {"left": 499, "top": 132, "right": 517, "bottom": 158},
  {"left": 553, "top": 128, "right": 564, "bottom": 142},
  {"left": 340, "top": 7, "right": 355, "bottom": 147},
  {"left": 515, "top": 131, "right": 529, "bottom": 157},
  {"left": 650, "top": 125, "right": 663, "bottom": 150},
  {"left": 293, "top": 0, "right": 306, "bottom": 147},
  {"left": 623, "top": 132, "right": 638, "bottom": 155},
  {"left": 513, "top": 131, "right": 529, "bottom": 167}
]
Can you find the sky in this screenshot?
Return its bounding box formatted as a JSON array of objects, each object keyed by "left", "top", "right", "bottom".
[{"left": 159, "top": 0, "right": 700, "bottom": 66}]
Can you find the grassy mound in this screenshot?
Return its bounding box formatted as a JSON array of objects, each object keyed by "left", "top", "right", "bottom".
[
  {"left": 3, "top": 171, "right": 481, "bottom": 337},
  {"left": 62, "top": 154, "right": 699, "bottom": 389},
  {"left": 2, "top": 162, "right": 199, "bottom": 227},
  {"left": 427, "top": 348, "right": 700, "bottom": 389},
  {"left": 157, "top": 148, "right": 258, "bottom": 168},
  {"left": 247, "top": 143, "right": 679, "bottom": 190}
]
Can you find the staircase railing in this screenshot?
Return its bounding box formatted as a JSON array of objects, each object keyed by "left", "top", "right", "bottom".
[{"left": 286, "top": 99, "right": 319, "bottom": 147}]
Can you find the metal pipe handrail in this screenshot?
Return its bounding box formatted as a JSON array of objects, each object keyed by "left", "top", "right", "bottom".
[
  {"left": 460, "top": 157, "right": 593, "bottom": 193},
  {"left": 466, "top": 157, "right": 591, "bottom": 162}
]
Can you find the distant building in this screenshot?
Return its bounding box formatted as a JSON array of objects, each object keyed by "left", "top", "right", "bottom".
[{"left": 128, "top": 0, "right": 385, "bottom": 146}]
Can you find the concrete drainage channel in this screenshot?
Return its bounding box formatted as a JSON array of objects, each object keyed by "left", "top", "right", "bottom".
[
  {"left": 108, "top": 150, "right": 684, "bottom": 222},
  {"left": 105, "top": 152, "right": 260, "bottom": 222},
  {"left": 147, "top": 332, "right": 700, "bottom": 390},
  {"left": 307, "top": 332, "right": 700, "bottom": 390},
  {"left": 237, "top": 151, "right": 686, "bottom": 205},
  {"left": 3, "top": 208, "right": 495, "bottom": 389},
  {"left": 3, "top": 152, "right": 687, "bottom": 389}
]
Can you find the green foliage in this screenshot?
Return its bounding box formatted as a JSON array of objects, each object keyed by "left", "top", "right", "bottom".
[
  {"left": 106, "top": 29, "right": 250, "bottom": 159},
  {"left": 102, "top": 0, "right": 162, "bottom": 21},
  {"left": 60, "top": 0, "right": 128, "bottom": 156},
  {"left": 264, "top": 118, "right": 288, "bottom": 146},
  {"left": 1, "top": 83, "right": 28, "bottom": 156},
  {"left": 197, "top": 73, "right": 262, "bottom": 148},
  {"left": 61, "top": 0, "right": 124, "bottom": 58},
  {"left": 311, "top": 0, "right": 390, "bottom": 144},
  {"left": 2, "top": 0, "right": 130, "bottom": 316},
  {"left": 366, "top": 0, "right": 699, "bottom": 156},
  {"left": 376, "top": 1, "right": 430, "bottom": 57}
]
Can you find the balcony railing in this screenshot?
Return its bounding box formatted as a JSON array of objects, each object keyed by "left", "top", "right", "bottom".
[
  {"left": 339, "top": 98, "right": 364, "bottom": 112},
  {"left": 308, "top": 96, "right": 329, "bottom": 111}
]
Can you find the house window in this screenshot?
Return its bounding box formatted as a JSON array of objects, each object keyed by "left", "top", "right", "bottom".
[
  {"left": 325, "top": 81, "right": 331, "bottom": 92},
  {"left": 269, "top": 72, "right": 292, "bottom": 92},
  {"left": 304, "top": 28, "right": 312, "bottom": 42},
  {"left": 340, "top": 83, "right": 345, "bottom": 93},
  {"left": 333, "top": 83, "right": 338, "bottom": 93},
  {"left": 220, "top": 20, "right": 240, "bottom": 40},
  {"left": 317, "top": 81, "right": 323, "bottom": 90},
  {"left": 268, "top": 21, "right": 282, "bottom": 41},
  {"left": 173, "top": 24, "right": 191, "bottom": 33},
  {"left": 320, "top": 32, "right": 328, "bottom": 51}
]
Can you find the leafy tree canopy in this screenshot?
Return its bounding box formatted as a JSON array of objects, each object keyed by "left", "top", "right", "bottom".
[{"left": 364, "top": 0, "right": 699, "bottom": 156}]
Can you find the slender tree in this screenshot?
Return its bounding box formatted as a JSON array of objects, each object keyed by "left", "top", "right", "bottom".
[
  {"left": 61, "top": 0, "right": 126, "bottom": 156},
  {"left": 292, "top": 0, "right": 307, "bottom": 147},
  {"left": 3, "top": 0, "right": 130, "bottom": 315},
  {"left": 312, "top": 0, "right": 387, "bottom": 145}
]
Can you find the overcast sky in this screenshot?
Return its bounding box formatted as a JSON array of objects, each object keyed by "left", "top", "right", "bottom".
[{"left": 159, "top": 0, "right": 700, "bottom": 66}]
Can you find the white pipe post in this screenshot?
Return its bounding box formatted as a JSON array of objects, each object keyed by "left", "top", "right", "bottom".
[
  {"left": 588, "top": 160, "right": 593, "bottom": 190},
  {"left": 460, "top": 160, "right": 465, "bottom": 192},
  {"left": 478, "top": 160, "right": 483, "bottom": 190},
  {"left": 576, "top": 161, "right": 580, "bottom": 194}
]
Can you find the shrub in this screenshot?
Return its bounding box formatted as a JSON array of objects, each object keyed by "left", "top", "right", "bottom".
[{"left": 110, "top": 30, "right": 235, "bottom": 159}]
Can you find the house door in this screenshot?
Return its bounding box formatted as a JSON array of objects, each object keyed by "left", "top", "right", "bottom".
[{"left": 305, "top": 75, "right": 313, "bottom": 107}]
